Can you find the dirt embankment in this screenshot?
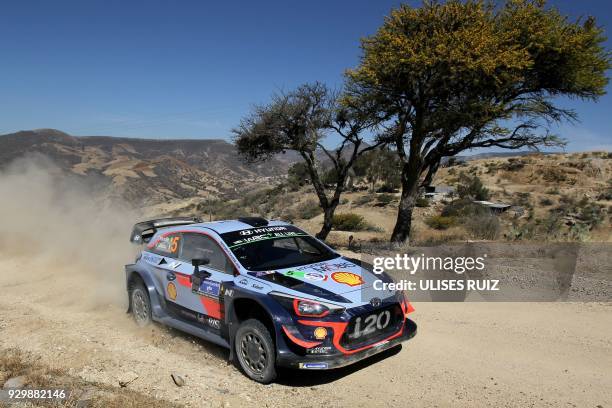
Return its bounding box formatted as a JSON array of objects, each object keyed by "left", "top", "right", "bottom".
[{"left": 0, "top": 159, "right": 611, "bottom": 407}]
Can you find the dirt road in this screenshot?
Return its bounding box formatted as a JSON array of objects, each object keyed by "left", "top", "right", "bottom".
[{"left": 1, "top": 254, "right": 610, "bottom": 408}]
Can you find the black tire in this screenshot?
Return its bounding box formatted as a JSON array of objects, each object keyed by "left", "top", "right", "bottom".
[
  {"left": 235, "top": 319, "right": 277, "bottom": 383},
  {"left": 130, "top": 280, "right": 152, "bottom": 327}
]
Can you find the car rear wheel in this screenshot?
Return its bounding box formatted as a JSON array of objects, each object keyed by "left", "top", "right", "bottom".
[
  {"left": 130, "top": 281, "right": 152, "bottom": 327},
  {"left": 235, "top": 319, "right": 277, "bottom": 383}
]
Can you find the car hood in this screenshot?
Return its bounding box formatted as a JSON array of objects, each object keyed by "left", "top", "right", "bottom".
[{"left": 270, "top": 257, "right": 395, "bottom": 303}]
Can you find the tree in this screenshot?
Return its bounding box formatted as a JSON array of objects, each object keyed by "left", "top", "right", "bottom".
[
  {"left": 345, "top": 0, "right": 610, "bottom": 243},
  {"left": 233, "top": 82, "right": 381, "bottom": 240},
  {"left": 354, "top": 148, "right": 401, "bottom": 191},
  {"left": 287, "top": 162, "right": 310, "bottom": 190}
]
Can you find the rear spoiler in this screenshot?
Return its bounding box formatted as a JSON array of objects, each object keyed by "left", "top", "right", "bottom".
[{"left": 130, "top": 217, "right": 202, "bottom": 244}]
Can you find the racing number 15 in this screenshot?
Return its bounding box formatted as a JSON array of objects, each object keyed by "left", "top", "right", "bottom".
[{"left": 170, "top": 236, "right": 180, "bottom": 253}]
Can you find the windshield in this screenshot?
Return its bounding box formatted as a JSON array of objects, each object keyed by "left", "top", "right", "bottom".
[{"left": 220, "top": 225, "right": 338, "bottom": 271}]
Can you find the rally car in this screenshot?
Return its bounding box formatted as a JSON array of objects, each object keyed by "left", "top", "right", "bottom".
[{"left": 125, "top": 216, "right": 416, "bottom": 383}]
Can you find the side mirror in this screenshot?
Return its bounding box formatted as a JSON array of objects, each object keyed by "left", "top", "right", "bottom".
[
  {"left": 192, "top": 258, "right": 210, "bottom": 268},
  {"left": 190, "top": 258, "right": 211, "bottom": 290}
]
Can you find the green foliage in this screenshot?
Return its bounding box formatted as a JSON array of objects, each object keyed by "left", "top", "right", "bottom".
[
  {"left": 456, "top": 173, "right": 490, "bottom": 200},
  {"left": 376, "top": 193, "right": 395, "bottom": 206},
  {"left": 287, "top": 162, "right": 310, "bottom": 191},
  {"left": 425, "top": 215, "right": 457, "bottom": 230},
  {"left": 353, "top": 148, "right": 401, "bottom": 189},
  {"left": 578, "top": 200, "right": 605, "bottom": 229},
  {"left": 344, "top": 0, "right": 610, "bottom": 242},
  {"left": 442, "top": 198, "right": 490, "bottom": 217},
  {"left": 332, "top": 213, "right": 369, "bottom": 231}
]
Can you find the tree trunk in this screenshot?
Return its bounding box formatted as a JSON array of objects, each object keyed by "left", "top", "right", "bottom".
[
  {"left": 390, "top": 162, "right": 422, "bottom": 243},
  {"left": 316, "top": 203, "right": 338, "bottom": 240}
]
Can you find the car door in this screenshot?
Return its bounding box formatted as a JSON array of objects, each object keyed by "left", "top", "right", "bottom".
[
  {"left": 145, "top": 230, "right": 183, "bottom": 297},
  {"left": 166, "top": 232, "right": 235, "bottom": 331}
]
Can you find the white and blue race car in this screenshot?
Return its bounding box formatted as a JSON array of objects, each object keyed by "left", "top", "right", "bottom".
[{"left": 126, "top": 216, "right": 416, "bottom": 383}]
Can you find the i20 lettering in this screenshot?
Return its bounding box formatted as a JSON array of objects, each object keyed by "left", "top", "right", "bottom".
[{"left": 350, "top": 310, "right": 391, "bottom": 339}]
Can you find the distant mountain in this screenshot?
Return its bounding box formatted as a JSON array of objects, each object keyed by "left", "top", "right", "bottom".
[{"left": 0, "top": 129, "right": 291, "bottom": 205}]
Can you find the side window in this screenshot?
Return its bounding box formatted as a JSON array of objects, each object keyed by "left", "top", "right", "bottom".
[
  {"left": 180, "top": 233, "right": 233, "bottom": 274},
  {"left": 150, "top": 233, "right": 181, "bottom": 258}
]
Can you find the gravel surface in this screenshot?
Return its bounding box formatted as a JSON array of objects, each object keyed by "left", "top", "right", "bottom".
[{"left": 1, "top": 255, "right": 611, "bottom": 407}]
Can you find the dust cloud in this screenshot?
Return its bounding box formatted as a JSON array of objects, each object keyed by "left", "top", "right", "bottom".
[{"left": 0, "top": 156, "right": 138, "bottom": 308}]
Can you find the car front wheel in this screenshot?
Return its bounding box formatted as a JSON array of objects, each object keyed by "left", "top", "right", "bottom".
[{"left": 235, "top": 319, "right": 277, "bottom": 383}]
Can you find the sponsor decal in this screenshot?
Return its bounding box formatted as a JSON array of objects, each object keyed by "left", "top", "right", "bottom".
[
  {"left": 283, "top": 270, "right": 327, "bottom": 281},
  {"left": 252, "top": 283, "right": 264, "bottom": 290},
  {"left": 253, "top": 270, "right": 275, "bottom": 277},
  {"left": 196, "top": 279, "right": 220, "bottom": 297},
  {"left": 224, "top": 288, "right": 234, "bottom": 297},
  {"left": 207, "top": 317, "right": 221, "bottom": 329},
  {"left": 238, "top": 279, "right": 248, "bottom": 286},
  {"left": 142, "top": 253, "right": 161, "bottom": 264},
  {"left": 299, "top": 362, "right": 328, "bottom": 369},
  {"left": 167, "top": 282, "right": 177, "bottom": 301},
  {"left": 195, "top": 314, "right": 221, "bottom": 329},
  {"left": 307, "top": 346, "right": 332, "bottom": 355},
  {"left": 331, "top": 272, "right": 364, "bottom": 287},
  {"left": 222, "top": 226, "right": 309, "bottom": 248},
  {"left": 313, "top": 327, "right": 328, "bottom": 340},
  {"left": 296, "top": 261, "right": 356, "bottom": 273}
]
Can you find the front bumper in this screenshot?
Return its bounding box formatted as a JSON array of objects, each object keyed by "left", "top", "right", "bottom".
[{"left": 276, "top": 318, "right": 417, "bottom": 370}]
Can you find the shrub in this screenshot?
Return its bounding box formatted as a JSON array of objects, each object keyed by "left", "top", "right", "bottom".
[
  {"left": 542, "top": 167, "right": 567, "bottom": 182},
  {"left": 596, "top": 189, "right": 612, "bottom": 201},
  {"left": 442, "top": 198, "right": 488, "bottom": 217},
  {"left": 376, "top": 193, "right": 394, "bottom": 206},
  {"left": 354, "top": 194, "right": 375, "bottom": 206},
  {"left": 501, "top": 158, "right": 525, "bottom": 171},
  {"left": 579, "top": 202, "right": 605, "bottom": 229},
  {"left": 425, "top": 215, "right": 457, "bottom": 230},
  {"left": 539, "top": 197, "right": 554, "bottom": 206},
  {"left": 464, "top": 214, "right": 500, "bottom": 240},
  {"left": 332, "top": 213, "right": 368, "bottom": 231},
  {"left": 376, "top": 184, "right": 397, "bottom": 193},
  {"left": 415, "top": 197, "right": 430, "bottom": 207},
  {"left": 456, "top": 173, "right": 490, "bottom": 200},
  {"left": 296, "top": 199, "right": 322, "bottom": 219}
]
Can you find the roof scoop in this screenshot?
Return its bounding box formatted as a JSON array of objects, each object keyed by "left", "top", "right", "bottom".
[{"left": 237, "top": 217, "right": 269, "bottom": 227}]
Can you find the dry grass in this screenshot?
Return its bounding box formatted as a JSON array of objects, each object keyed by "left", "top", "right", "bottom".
[{"left": 0, "top": 349, "right": 179, "bottom": 408}]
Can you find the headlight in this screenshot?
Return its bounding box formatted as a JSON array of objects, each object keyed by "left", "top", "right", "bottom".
[
  {"left": 293, "top": 299, "right": 329, "bottom": 317},
  {"left": 270, "top": 291, "right": 345, "bottom": 317}
]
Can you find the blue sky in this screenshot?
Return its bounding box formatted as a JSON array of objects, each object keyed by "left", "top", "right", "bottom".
[{"left": 0, "top": 0, "right": 610, "bottom": 152}]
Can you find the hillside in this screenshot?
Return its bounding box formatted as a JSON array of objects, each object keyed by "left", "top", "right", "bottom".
[
  {"left": 165, "top": 151, "right": 611, "bottom": 245},
  {"left": 0, "top": 129, "right": 290, "bottom": 205}
]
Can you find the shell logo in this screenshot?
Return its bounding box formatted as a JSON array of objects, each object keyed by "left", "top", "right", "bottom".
[
  {"left": 167, "top": 282, "right": 177, "bottom": 301},
  {"left": 331, "top": 272, "right": 363, "bottom": 287},
  {"left": 313, "top": 327, "right": 328, "bottom": 340}
]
